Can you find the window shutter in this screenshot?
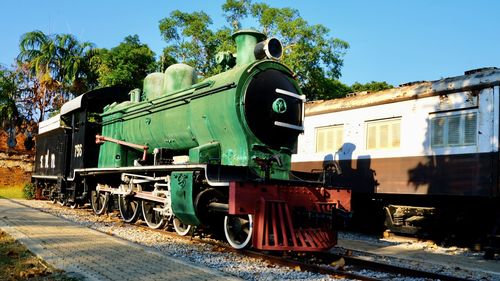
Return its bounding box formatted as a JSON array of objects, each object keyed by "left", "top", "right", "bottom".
[
  {"left": 316, "top": 130, "right": 325, "bottom": 152},
  {"left": 448, "top": 115, "right": 460, "bottom": 145},
  {"left": 316, "top": 125, "right": 344, "bottom": 153},
  {"left": 464, "top": 113, "right": 477, "bottom": 145},
  {"left": 430, "top": 112, "right": 477, "bottom": 148},
  {"left": 379, "top": 124, "right": 389, "bottom": 148},
  {"left": 367, "top": 125, "right": 377, "bottom": 149},
  {"left": 392, "top": 123, "right": 400, "bottom": 147},
  {"left": 325, "top": 129, "right": 334, "bottom": 152},
  {"left": 335, "top": 127, "right": 344, "bottom": 150},
  {"left": 431, "top": 117, "right": 445, "bottom": 146},
  {"left": 366, "top": 118, "right": 401, "bottom": 150}
]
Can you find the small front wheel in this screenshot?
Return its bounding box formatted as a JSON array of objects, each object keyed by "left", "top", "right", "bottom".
[
  {"left": 224, "top": 214, "right": 253, "bottom": 249},
  {"left": 173, "top": 217, "right": 192, "bottom": 236}
]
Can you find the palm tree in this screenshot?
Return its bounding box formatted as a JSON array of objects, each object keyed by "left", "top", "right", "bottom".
[
  {"left": 54, "top": 34, "right": 96, "bottom": 95},
  {"left": 18, "top": 31, "right": 57, "bottom": 82},
  {"left": 17, "top": 31, "right": 97, "bottom": 121},
  {"left": 17, "top": 31, "right": 60, "bottom": 122}
]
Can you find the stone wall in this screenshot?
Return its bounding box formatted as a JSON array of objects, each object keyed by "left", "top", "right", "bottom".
[{"left": 0, "top": 130, "right": 34, "bottom": 187}]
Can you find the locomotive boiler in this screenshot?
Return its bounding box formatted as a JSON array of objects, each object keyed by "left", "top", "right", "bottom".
[{"left": 32, "top": 30, "right": 351, "bottom": 251}]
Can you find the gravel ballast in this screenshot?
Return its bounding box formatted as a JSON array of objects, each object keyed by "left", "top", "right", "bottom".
[{"left": 17, "top": 200, "right": 500, "bottom": 280}]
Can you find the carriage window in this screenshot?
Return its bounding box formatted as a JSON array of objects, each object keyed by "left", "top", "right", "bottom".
[
  {"left": 430, "top": 112, "right": 477, "bottom": 147},
  {"left": 366, "top": 118, "right": 401, "bottom": 150},
  {"left": 316, "top": 125, "right": 344, "bottom": 153}
]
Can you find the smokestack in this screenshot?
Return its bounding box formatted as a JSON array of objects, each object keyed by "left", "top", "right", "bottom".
[{"left": 232, "top": 30, "right": 266, "bottom": 66}]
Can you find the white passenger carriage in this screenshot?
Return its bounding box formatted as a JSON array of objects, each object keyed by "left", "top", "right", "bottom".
[{"left": 292, "top": 67, "right": 500, "bottom": 245}]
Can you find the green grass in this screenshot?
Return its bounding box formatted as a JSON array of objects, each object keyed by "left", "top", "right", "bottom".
[{"left": 0, "top": 185, "right": 25, "bottom": 199}]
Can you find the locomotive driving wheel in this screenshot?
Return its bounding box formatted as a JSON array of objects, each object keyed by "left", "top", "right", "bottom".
[
  {"left": 58, "top": 198, "right": 67, "bottom": 206},
  {"left": 141, "top": 200, "right": 166, "bottom": 229},
  {"left": 224, "top": 214, "right": 253, "bottom": 249},
  {"left": 90, "top": 190, "right": 109, "bottom": 215},
  {"left": 69, "top": 202, "right": 80, "bottom": 209},
  {"left": 173, "top": 217, "right": 192, "bottom": 236},
  {"left": 118, "top": 195, "right": 142, "bottom": 223}
]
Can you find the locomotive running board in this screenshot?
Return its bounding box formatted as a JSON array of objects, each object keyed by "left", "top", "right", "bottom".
[{"left": 71, "top": 164, "right": 229, "bottom": 187}]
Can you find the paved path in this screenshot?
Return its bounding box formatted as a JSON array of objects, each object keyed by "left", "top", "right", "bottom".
[{"left": 0, "top": 199, "right": 239, "bottom": 281}]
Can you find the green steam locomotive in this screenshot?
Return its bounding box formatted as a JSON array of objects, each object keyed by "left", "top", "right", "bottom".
[{"left": 32, "top": 30, "right": 351, "bottom": 251}]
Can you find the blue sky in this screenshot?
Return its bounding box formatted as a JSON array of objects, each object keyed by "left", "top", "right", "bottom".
[{"left": 1, "top": 1, "right": 498, "bottom": 86}]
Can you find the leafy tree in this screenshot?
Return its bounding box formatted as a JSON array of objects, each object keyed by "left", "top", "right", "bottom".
[
  {"left": 17, "top": 31, "right": 97, "bottom": 121},
  {"left": 94, "top": 35, "right": 156, "bottom": 89},
  {"left": 17, "top": 30, "right": 60, "bottom": 115},
  {"left": 159, "top": 49, "right": 178, "bottom": 72},
  {"left": 227, "top": 1, "right": 349, "bottom": 100},
  {"left": 315, "top": 80, "right": 394, "bottom": 100},
  {"left": 18, "top": 31, "right": 96, "bottom": 97},
  {"left": 0, "top": 67, "right": 19, "bottom": 127},
  {"left": 53, "top": 34, "right": 97, "bottom": 95},
  {"left": 17, "top": 31, "right": 55, "bottom": 81},
  {"left": 309, "top": 79, "right": 395, "bottom": 100},
  {"left": 222, "top": 0, "right": 251, "bottom": 30},
  {"left": 351, "top": 81, "right": 393, "bottom": 93},
  {"left": 159, "top": 1, "right": 349, "bottom": 100},
  {"left": 314, "top": 79, "right": 352, "bottom": 100},
  {"left": 13, "top": 65, "right": 55, "bottom": 123},
  {"left": 159, "top": 11, "right": 232, "bottom": 77}
]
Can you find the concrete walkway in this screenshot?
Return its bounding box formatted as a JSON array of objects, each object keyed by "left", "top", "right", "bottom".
[{"left": 0, "top": 199, "right": 239, "bottom": 281}]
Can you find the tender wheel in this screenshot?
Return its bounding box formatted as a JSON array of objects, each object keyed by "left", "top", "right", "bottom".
[
  {"left": 91, "top": 190, "right": 108, "bottom": 215},
  {"left": 50, "top": 192, "right": 58, "bottom": 204},
  {"left": 224, "top": 214, "right": 253, "bottom": 249},
  {"left": 141, "top": 200, "right": 166, "bottom": 229},
  {"left": 58, "top": 197, "right": 67, "bottom": 207},
  {"left": 173, "top": 217, "right": 192, "bottom": 236},
  {"left": 118, "top": 195, "right": 142, "bottom": 223},
  {"left": 484, "top": 249, "right": 495, "bottom": 260}
]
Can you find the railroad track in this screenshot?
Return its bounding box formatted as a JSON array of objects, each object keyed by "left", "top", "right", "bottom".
[
  {"left": 167, "top": 229, "right": 471, "bottom": 280},
  {"left": 228, "top": 245, "right": 470, "bottom": 281},
  {"left": 117, "top": 212, "right": 470, "bottom": 280},
  {"left": 31, "top": 202, "right": 474, "bottom": 280}
]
